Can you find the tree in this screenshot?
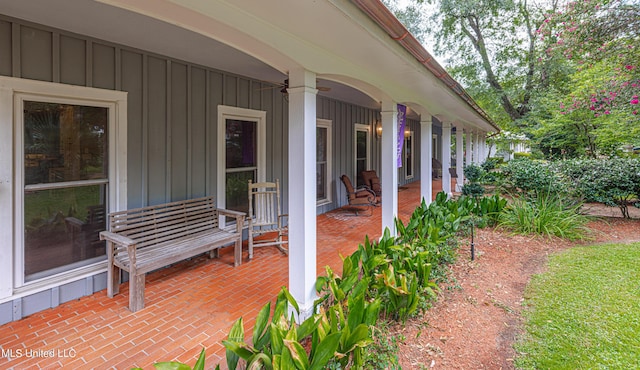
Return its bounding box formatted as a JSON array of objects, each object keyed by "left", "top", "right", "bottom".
[
  {"left": 386, "top": 0, "right": 639, "bottom": 157},
  {"left": 537, "top": 0, "right": 640, "bottom": 152},
  {"left": 418, "top": 0, "right": 560, "bottom": 124}
]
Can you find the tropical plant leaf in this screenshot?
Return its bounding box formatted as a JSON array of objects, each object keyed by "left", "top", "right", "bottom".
[
  {"left": 283, "top": 339, "right": 310, "bottom": 370},
  {"left": 308, "top": 333, "right": 341, "bottom": 370}
]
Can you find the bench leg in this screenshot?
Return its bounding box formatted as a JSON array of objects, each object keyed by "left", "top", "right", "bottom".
[
  {"left": 128, "top": 273, "right": 146, "bottom": 312},
  {"left": 106, "top": 241, "right": 120, "bottom": 298},
  {"left": 208, "top": 248, "right": 219, "bottom": 259},
  {"left": 107, "top": 265, "right": 121, "bottom": 298},
  {"left": 234, "top": 239, "right": 242, "bottom": 266}
]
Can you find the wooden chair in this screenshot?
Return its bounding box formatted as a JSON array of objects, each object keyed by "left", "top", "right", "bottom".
[
  {"left": 248, "top": 179, "right": 288, "bottom": 259},
  {"left": 340, "top": 174, "right": 378, "bottom": 216}
]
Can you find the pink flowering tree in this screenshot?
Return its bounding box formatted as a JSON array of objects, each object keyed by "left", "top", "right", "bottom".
[{"left": 536, "top": 0, "right": 640, "bottom": 155}]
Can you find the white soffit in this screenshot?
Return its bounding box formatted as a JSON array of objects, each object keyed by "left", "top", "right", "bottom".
[{"left": 0, "top": 0, "right": 495, "bottom": 131}]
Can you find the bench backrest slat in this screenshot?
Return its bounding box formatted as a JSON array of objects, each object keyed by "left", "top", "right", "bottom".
[{"left": 108, "top": 197, "right": 222, "bottom": 247}]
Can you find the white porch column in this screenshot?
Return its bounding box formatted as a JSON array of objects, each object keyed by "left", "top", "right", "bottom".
[
  {"left": 287, "top": 68, "right": 317, "bottom": 322},
  {"left": 420, "top": 117, "right": 433, "bottom": 205},
  {"left": 380, "top": 101, "right": 398, "bottom": 235},
  {"left": 465, "top": 128, "right": 472, "bottom": 169},
  {"left": 455, "top": 125, "right": 464, "bottom": 192},
  {"left": 441, "top": 121, "right": 452, "bottom": 196},
  {"left": 473, "top": 131, "right": 480, "bottom": 164},
  {"left": 480, "top": 134, "right": 487, "bottom": 163}
]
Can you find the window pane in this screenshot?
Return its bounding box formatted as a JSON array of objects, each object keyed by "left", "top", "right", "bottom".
[
  {"left": 226, "top": 119, "right": 256, "bottom": 169},
  {"left": 356, "top": 130, "right": 367, "bottom": 158},
  {"left": 24, "top": 101, "right": 107, "bottom": 185},
  {"left": 317, "top": 127, "right": 327, "bottom": 162},
  {"left": 356, "top": 159, "right": 366, "bottom": 187},
  {"left": 24, "top": 185, "right": 106, "bottom": 281},
  {"left": 317, "top": 163, "right": 326, "bottom": 201},
  {"left": 226, "top": 170, "right": 255, "bottom": 214},
  {"left": 317, "top": 127, "right": 328, "bottom": 202}
]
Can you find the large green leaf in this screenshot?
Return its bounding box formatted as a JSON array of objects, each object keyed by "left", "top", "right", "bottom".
[
  {"left": 225, "top": 318, "right": 245, "bottom": 370},
  {"left": 221, "top": 340, "right": 255, "bottom": 360},
  {"left": 343, "top": 324, "right": 372, "bottom": 354},
  {"left": 247, "top": 353, "right": 273, "bottom": 370},
  {"left": 283, "top": 339, "right": 310, "bottom": 370},
  {"left": 308, "top": 332, "right": 341, "bottom": 370},
  {"left": 253, "top": 302, "right": 272, "bottom": 350},
  {"left": 296, "top": 313, "right": 319, "bottom": 339},
  {"left": 192, "top": 348, "right": 206, "bottom": 370},
  {"left": 346, "top": 294, "right": 365, "bottom": 332},
  {"left": 153, "top": 362, "right": 191, "bottom": 370}
]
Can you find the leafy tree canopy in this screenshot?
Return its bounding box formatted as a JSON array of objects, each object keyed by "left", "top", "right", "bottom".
[{"left": 385, "top": 0, "right": 640, "bottom": 158}]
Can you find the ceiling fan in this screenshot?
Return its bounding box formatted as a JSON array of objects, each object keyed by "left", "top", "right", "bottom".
[{"left": 257, "top": 79, "right": 331, "bottom": 94}]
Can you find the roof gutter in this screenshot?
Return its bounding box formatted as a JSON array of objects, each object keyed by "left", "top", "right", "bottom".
[{"left": 351, "top": 0, "right": 500, "bottom": 132}]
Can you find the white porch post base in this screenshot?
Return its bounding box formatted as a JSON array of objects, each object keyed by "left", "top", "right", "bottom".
[
  {"left": 288, "top": 300, "right": 316, "bottom": 323},
  {"left": 287, "top": 68, "right": 318, "bottom": 323}
]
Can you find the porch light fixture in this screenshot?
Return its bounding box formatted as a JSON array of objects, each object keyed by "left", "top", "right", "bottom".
[{"left": 375, "top": 120, "right": 382, "bottom": 138}]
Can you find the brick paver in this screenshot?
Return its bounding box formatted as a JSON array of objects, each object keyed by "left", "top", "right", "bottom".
[{"left": 0, "top": 180, "right": 449, "bottom": 369}]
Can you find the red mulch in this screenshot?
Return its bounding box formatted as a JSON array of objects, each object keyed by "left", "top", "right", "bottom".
[{"left": 394, "top": 209, "right": 640, "bottom": 369}]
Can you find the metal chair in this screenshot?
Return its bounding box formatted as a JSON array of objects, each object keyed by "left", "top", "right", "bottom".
[
  {"left": 248, "top": 179, "right": 288, "bottom": 259},
  {"left": 340, "top": 174, "right": 378, "bottom": 216},
  {"left": 361, "top": 170, "right": 382, "bottom": 197}
]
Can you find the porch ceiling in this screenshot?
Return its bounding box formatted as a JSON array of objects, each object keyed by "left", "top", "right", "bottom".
[{"left": 0, "top": 0, "right": 496, "bottom": 131}]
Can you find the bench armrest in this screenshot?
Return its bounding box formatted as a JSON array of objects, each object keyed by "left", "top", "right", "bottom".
[
  {"left": 217, "top": 208, "right": 245, "bottom": 218},
  {"left": 100, "top": 230, "right": 136, "bottom": 247},
  {"left": 217, "top": 208, "right": 246, "bottom": 234}
]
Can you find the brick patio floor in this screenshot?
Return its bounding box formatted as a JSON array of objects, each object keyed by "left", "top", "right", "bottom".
[{"left": 0, "top": 180, "right": 451, "bottom": 370}]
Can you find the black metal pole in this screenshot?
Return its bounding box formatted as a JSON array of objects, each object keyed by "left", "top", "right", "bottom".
[
  {"left": 471, "top": 196, "right": 477, "bottom": 261},
  {"left": 471, "top": 218, "right": 475, "bottom": 261}
]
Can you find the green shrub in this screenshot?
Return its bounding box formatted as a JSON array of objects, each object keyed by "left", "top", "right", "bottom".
[
  {"left": 498, "top": 192, "right": 590, "bottom": 240},
  {"left": 555, "top": 158, "right": 640, "bottom": 218},
  {"left": 513, "top": 152, "right": 532, "bottom": 159},
  {"left": 502, "top": 159, "right": 566, "bottom": 195},
  {"left": 474, "top": 194, "right": 508, "bottom": 227},
  {"left": 482, "top": 157, "right": 504, "bottom": 171}
]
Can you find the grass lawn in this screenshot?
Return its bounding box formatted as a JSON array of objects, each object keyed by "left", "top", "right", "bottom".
[{"left": 515, "top": 242, "right": 640, "bottom": 369}]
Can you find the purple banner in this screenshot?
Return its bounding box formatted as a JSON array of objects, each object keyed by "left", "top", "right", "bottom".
[{"left": 397, "top": 104, "right": 406, "bottom": 168}]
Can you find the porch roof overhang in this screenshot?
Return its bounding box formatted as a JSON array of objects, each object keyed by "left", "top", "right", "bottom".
[{"left": 0, "top": 0, "right": 498, "bottom": 133}]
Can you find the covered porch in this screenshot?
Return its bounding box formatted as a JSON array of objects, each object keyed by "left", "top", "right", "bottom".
[{"left": 0, "top": 179, "right": 455, "bottom": 369}]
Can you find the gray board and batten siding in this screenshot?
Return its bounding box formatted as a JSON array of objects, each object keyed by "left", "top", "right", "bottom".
[{"left": 0, "top": 14, "right": 422, "bottom": 324}]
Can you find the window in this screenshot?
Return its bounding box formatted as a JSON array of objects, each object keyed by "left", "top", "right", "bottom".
[
  {"left": 1, "top": 76, "right": 127, "bottom": 291},
  {"left": 217, "top": 106, "right": 266, "bottom": 217},
  {"left": 22, "top": 102, "right": 108, "bottom": 281},
  {"left": 316, "top": 119, "right": 332, "bottom": 205},
  {"left": 354, "top": 124, "right": 370, "bottom": 187},
  {"left": 404, "top": 130, "right": 414, "bottom": 179}
]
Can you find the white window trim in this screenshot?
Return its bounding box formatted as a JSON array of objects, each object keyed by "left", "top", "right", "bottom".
[
  {"left": 404, "top": 130, "right": 415, "bottom": 180},
  {"left": 0, "top": 76, "right": 127, "bottom": 298},
  {"left": 217, "top": 105, "right": 266, "bottom": 223},
  {"left": 354, "top": 123, "right": 370, "bottom": 184},
  {"left": 316, "top": 119, "right": 332, "bottom": 206}
]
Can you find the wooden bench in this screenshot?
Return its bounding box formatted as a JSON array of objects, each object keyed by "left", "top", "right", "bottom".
[{"left": 99, "top": 196, "right": 245, "bottom": 312}]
